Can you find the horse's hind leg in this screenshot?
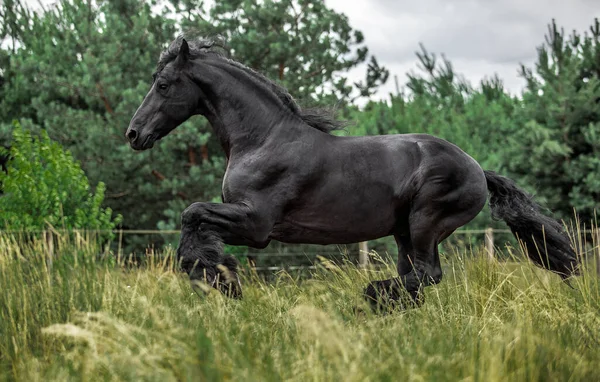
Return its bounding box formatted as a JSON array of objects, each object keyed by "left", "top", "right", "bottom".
[
  {"left": 365, "top": 193, "right": 484, "bottom": 312},
  {"left": 391, "top": 234, "right": 427, "bottom": 308},
  {"left": 364, "top": 230, "right": 435, "bottom": 311},
  {"left": 364, "top": 222, "right": 454, "bottom": 311},
  {"left": 396, "top": 233, "right": 444, "bottom": 280},
  {"left": 395, "top": 234, "right": 413, "bottom": 276}
]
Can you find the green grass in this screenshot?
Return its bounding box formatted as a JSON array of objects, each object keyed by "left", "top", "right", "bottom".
[{"left": 0, "top": 233, "right": 599, "bottom": 381}]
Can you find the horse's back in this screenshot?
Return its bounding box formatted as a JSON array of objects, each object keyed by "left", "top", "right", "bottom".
[
  {"left": 332, "top": 132, "right": 484, "bottom": 189},
  {"left": 334, "top": 132, "right": 488, "bottom": 221}
]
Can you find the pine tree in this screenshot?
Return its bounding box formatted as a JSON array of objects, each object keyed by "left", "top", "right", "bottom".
[
  {"left": 176, "top": 0, "right": 388, "bottom": 105},
  {"left": 0, "top": 0, "right": 388, "bottom": 252},
  {"left": 508, "top": 18, "right": 600, "bottom": 224}
]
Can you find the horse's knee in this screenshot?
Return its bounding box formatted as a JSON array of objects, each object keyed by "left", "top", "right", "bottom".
[{"left": 181, "top": 202, "right": 207, "bottom": 226}]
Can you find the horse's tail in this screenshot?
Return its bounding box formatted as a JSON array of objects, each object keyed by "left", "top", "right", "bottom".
[{"left": 484, "top": 170, "right": 580, "bottom": 279}]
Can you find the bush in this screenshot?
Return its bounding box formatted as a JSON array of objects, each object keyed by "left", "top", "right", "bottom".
[{"left": 0, "top": 121, "right": 121, "bottom": 234}]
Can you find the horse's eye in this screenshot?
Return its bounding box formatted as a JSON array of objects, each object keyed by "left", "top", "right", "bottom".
[{"left": 158, "top": 83, "right": 169, "bottom": 91}]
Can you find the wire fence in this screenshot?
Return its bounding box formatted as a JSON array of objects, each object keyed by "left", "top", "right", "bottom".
[
  {"left": 0, "top": 227, "right": 522, "bottom": 268},
  {"left": 2, "top": 227, "right": 598, "bottom": 275}
]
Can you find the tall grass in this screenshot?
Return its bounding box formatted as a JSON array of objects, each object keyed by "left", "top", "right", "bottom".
[{"left": 0, "top": 231, "right": 598, "bottom": 381}]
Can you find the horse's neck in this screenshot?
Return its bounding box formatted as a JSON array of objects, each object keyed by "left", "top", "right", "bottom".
[{"left": 197, "top": 64, "right": 300, "bottom": 157}]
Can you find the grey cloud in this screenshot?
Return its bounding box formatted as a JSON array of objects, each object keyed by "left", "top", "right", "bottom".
[
  {"left": 356, "top": 0, "right": 598, "bottom": 65},
  {"left": 418, "top": 19, "right": 539, "bottom": 64},
  {"left": 326, "top": 0, "right": 598, "bottom": 99}
]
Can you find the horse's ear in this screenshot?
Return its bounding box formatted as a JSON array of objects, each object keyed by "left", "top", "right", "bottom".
[
  {"left": 176, "top": 39, "right": 190, "bottom": 65},
  {"left": 180, "top": 39, "right": 190, "bottom": 58}
]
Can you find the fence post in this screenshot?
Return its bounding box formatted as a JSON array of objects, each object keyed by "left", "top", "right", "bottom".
[
  {"left": 597, "top": 239, "right": 600, "bottom": 277},
  {"left": 44, "top": 230, "right": 54, "bottom": 283},
  {"left": 117, "top": 229, "right": 124, "bottom": 262},
  {"left": 358, "top": 241, "right": 369, "bottom": 268},
  {"left": 484, "top": 227, "right": 494, "bottom": 260}
]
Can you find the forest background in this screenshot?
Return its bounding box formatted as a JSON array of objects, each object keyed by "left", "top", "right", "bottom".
[{"left": 1, "top": 0, "right": 599, "bottom": 267}]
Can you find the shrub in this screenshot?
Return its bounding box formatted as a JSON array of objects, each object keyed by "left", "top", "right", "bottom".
[{"left": 0, "top": 121, "right": 121, "bottom": 234}]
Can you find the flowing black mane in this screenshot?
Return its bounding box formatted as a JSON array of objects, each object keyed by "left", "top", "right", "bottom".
[{"left": 155, "top": 35, "right": 345, "bottom": 134}]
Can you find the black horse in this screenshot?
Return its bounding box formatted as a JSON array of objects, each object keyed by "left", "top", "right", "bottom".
[{"left": 126, "top": 36, "right": 580, "bottom": 310}]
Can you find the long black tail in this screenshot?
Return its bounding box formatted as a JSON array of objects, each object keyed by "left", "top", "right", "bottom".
[{"left": 484, "top": 170, "right": 580, "bottom": 279}]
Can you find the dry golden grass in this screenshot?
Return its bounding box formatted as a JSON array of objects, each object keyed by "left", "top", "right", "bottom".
[{"left": 0, "top": 232, "right": 599, "bottom": 381}]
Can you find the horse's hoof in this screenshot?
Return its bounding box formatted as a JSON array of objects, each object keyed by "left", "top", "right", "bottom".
[
  {"left": 352, "top": 305, "right": 369, "bottom": 318},
  {"left": 363, "top": 279, "right": 423, "bottom": 313},
  {"left": 217, "top": 280, "right": 243, "bottom": 299}
]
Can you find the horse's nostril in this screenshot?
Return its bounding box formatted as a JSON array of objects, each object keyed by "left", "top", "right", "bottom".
[{"left": 126, "top": 128, "right": 138, "bottom": 141}]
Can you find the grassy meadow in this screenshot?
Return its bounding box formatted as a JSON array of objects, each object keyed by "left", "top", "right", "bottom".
[{"left": 0, "top": 232, "right": 599, "bottom": 382}]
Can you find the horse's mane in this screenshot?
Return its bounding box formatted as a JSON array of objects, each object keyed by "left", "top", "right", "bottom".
[{"left": 156, "top": 35, "right": 346, "bottom": 134}]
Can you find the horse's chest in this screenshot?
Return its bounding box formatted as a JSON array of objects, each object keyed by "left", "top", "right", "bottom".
[
  {"left": 221, "top": 164, "right": 232, "bottom": 202},
  {"left": 221, "top": 158, "right": 291, "bottom": 203},
  {"left": 220, "top": 162, "right": 253, "bottom": 203}
]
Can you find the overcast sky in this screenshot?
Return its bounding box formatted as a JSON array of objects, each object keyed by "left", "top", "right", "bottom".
[
  {"left": 19, "top": 0, "right": 600, "bottom": 102},
  {"left": 324, "top": 0, "right": 600, "bottom": 101}
]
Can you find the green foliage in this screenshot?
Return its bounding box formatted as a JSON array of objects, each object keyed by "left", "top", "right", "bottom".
[
  {"left": 0, "top": 0, "right": 180, "bottom": 245},
  {"left": 0, "top": 0, "right": 388, "bottom": 255},
  {"left": 0, "top": 121, "right": 121, "bottom": 232}
]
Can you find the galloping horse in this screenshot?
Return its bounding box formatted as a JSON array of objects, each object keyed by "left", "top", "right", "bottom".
[{"left": 126, "top": 36, "right": 580, "bottom": 311}]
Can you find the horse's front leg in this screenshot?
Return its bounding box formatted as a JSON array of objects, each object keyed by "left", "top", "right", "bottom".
[{"left": 176, "top": 201, "right": 274, "bottom": 298}]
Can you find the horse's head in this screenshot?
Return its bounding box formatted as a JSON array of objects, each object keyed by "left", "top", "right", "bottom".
[{"left": 126, "top": 39, "right": 200, "bottom": 150}]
